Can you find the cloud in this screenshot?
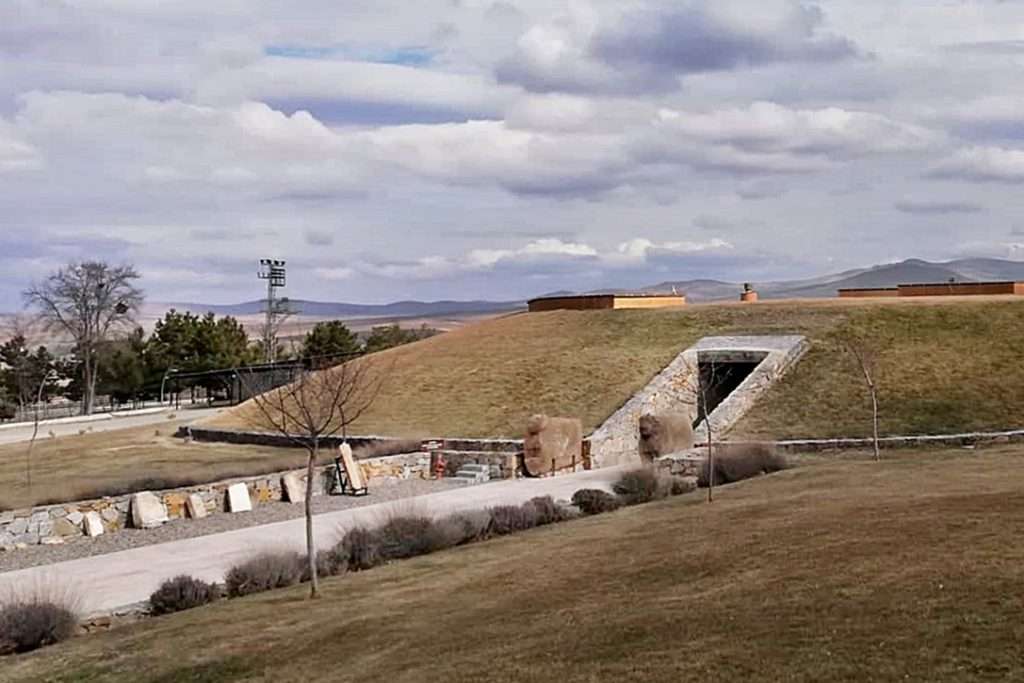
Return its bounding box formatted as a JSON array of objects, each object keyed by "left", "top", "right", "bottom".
[
  {"left": 928, "top": 146, "right": 1024, "bottom": 183},
  {"left": 635, "top": 102, "right": 935, "bottom": 175},
  {"left": 894, "top": 199, "right": 984, "bottom": 215},
  {"left": 304, "top": 229, "right": 335, "bottom": 246},
  {"left": 342, "top": 236, "right": 735, "bottom": 282},
  {"left": 0, "top": 118, "right": 43, "bottom": 173},
  {"left": 496, "top": 0, "right": 858, "bottom": 94}
]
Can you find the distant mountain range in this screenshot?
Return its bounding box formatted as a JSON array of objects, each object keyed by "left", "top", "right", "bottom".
[
  {"left": 642, "top": 258, "right": 1024, "bottom": 302},
  {"left": 145, "top": 257, "right": 1024, "bottom": 322}
]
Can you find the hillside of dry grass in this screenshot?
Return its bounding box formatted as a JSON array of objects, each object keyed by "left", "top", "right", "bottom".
[
  {"left": 208, "top": 297, "right": 1024, "bottom": 441},
  {"left": 6, "top": 446, "right": 1024, "bottom": 682},
  {"left": 0, "top": 420, "right": 326, "bottom": 510}
]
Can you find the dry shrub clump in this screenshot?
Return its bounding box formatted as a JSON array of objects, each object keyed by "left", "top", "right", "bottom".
[
  {"left": 149, "top": 575, "right": 221, "bottom": 615},
  {"left": 0, "top": 589, "right": 79, "bottom": 656},
  {"left": 377, "top": 515, "right": 442, "bottom": 561},
  {"left": 337, "top": 527, "right": 384, "bottom": 572},
  {"left": 430, "top": 510, "right": 493, "bottom": 547},
  {"left": 572, "top": 489, "right": 622, "bottom": 515},
  {"left": 612, "top": 467, "right": 670, "bottom": 506},
  {"left": 524, "top": 495, "right": 568, "bottom": 525},
  {"left": 225, "top": 552, "right": 304, "bottom": 598},
  {"left": 698, "top": 443, "right": 788, "bottom": 487},
  {"left": 488, "top": 504, "right": 539, "bottom": 535}
]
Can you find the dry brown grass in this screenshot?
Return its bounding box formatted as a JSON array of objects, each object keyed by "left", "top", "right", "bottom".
[
  {"left": 0, "top": 420, "right": 329, "bottom": 510},
  {"left": 5, "top": 445, "right": 1024, "bottom": 682},
  {"left": 208, "top": 297, "right": 1024, "bottom": 440}
]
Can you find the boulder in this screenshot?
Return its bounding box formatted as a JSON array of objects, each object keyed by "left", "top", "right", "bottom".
[
  {"left": 281, "top": 472, "right": 306, "bottom": 503},
  {"left": 639, "top": 413, "right": 695, "bottom": 464},
  {"left": 83, "top": 511, "right": 105, "bottom": 537},
  {"left": 226, "top": 483, "right": 252, "bottom": 513},
  {"left": 130, "top": 492, "right": 169, "bottom": 529},
  {"left": 52, "top": 518, "right": 81, "bottom": 537},
  {"left": 185, "top": 493, "right": 208, "bottom": 519},
  {"left": 65, "top": 510, "right": 84, "bottom": 526},
  {"left": 523, "top": 414, "right": 583, "bottom": 477}
]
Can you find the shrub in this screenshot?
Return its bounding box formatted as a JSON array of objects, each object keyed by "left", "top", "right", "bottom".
[
  {"left": 571, "top": 489, "right": 622, "bottom": 515},
  {"left": 433, "top": 510, "right": 492, "bottom": 546},
  {"left": 338, "top": 527, "right": 383, "bottom": 572},
  {"left": 698, "top": 443, "right": 788, "bottom": 487},
  {"left": 488, "top": 504, "right": 539, "bottom": 535},
  {"left": 0, "top": 600, "right": 78, "bottom": 656},
  {"left": 377, "top": 515, "right": 439, "bottom": 561},
  {"left": 224, "top": 552, "right": 304, "bottom": 598},
  {"left": 149, "top": 575, "right": 221, "bottom": 615},
  {"left": 524, "top": 496, "right": 567, "bottom": 525},
  {"left": 668, "top": 476, "right": 697, "bottom": 496},
  {"left": 612, "top": 467, "right": 669, "bottom": 506}
]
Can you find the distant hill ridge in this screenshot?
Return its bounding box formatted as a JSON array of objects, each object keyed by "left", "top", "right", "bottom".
[{"left": 145, "top": 257, "right": 1024, "bottom": 317}]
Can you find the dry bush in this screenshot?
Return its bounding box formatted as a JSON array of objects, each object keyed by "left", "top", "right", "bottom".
[
  {"left": 307, "top": 546, "right": 348, "bottom": 581},
  {"left": 338, "top": 527, "right": 384, "bottom": 572},
  {"left": 612, "top": 467, "right": 670, "bottom": 506},
  {"left": 698, "top": 443, "right": 788, "bottom": 487},
  {"left": 524, "top": 496, "right": 567, "bottom": 526},
  {"left": 433, "top": 510, "right": 493, "bottom": 546},
  {"left": 571, "top": 489, "right": 622, "bottom": 515},
  {"left": 377, "top": 515, "right": 440, "bottom": 561},
  {"left": 225, "top": 552, "right": 304, "bottom": 598},
  {"left": 668, "top": 476, "right": 697, "bottom": 496},
  {"left": 0, "top": 587, "right": 79, "bottom": 656},
  {"left": 149, "top": 575, "right": 221, "bottom": 615},
  {"left": 488, "top": 504, "right": 539, "bottom": 536}
]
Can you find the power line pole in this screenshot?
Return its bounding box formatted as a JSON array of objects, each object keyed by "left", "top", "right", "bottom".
[{"left": 258, "top": 259, "right": 288, "bottom": 363}]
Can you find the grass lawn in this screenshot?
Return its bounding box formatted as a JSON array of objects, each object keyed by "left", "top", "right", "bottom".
[
  {"left": 0, "top": 420, "right": 326, "bottom": 510},
  {"left": 209, "top": 296, "right": 1024, "bottom": 440},
  {"left": 5, "top": 446, "right": 1024, "bottom": 682}
]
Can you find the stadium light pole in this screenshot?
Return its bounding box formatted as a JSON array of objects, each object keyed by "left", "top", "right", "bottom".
[{"left": 258, "top": 259, "right": 288, "bottom": 363}]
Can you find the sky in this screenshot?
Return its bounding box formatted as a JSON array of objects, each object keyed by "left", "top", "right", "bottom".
[{"left": 2, "top": 0, "right": 1024, "bottom": 309}]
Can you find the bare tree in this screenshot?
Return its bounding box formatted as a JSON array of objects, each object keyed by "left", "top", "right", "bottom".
[
  {"left": 237, "top": 357, "right": 384, "bottom": 598},
  {"left": 23, "top": 262, "right": 143, "bottom": 415},
  {"left": 840, "top": 333, "right": 882, "bottom": 461},
  {"left": 668, "top": 354, "right": 729, "bottom": 503}
]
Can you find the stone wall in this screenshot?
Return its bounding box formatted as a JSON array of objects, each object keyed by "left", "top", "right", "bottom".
[
  {"left": 587, "top": 336, "right": 808, "bottom": 469},
  {"left": 0, "top": 452, "right": 432, "bottom": 551}
]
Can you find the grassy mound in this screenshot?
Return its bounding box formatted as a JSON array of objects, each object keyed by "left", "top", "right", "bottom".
[
  {"left": 209, "top": 297, "right": 1024, "bottom": 440},
  {"left": 7, "top": 446, "right": 1024, "bottom": 681}
]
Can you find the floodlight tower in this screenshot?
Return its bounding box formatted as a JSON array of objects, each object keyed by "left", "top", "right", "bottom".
[{"left": 258, "top": 259, "right": 288, "bottom": 363}]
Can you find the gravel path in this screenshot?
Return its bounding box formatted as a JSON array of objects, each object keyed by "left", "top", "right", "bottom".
[{"left": 0, "top": 478, "right": 460, "bottom": 573}]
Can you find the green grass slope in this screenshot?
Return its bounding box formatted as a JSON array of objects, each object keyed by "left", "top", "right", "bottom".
[
  {"left": 7, "top": 447, "right": 1024, "bottom": 682},
  {"left": 208, "top": 297, "right": 1024, "bottom": 440}
]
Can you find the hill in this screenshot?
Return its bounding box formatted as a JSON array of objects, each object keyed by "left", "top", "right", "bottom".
[
  {"left": 146, "top": 298, "right": 524, "bottom": 319},
  {"left": 8, "top": 447, "right": 1024, "bottom": 682},
  {"left": 209, "top": 296, "right": 1024, "bottom": 440}
]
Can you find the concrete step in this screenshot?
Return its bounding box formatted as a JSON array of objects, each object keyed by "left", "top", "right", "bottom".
[{"left": 458, "top": 463, "right": 491, "bottom": 474}]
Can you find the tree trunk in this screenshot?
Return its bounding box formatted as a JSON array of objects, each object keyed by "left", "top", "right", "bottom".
[
  {"left": 305, "top": 440, "right": 319, "bottom": 598},
  {"left": 706, "top": 421, "right": 714, "bottom": 504},
  {"left": 81, "top": 348, "right": 94, "bottom": 415},
  {"left": 870, "top": 386, "right": 880, "bottom": 461}
]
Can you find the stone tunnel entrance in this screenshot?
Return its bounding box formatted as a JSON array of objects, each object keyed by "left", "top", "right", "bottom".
[{"left": 694, "top": 350, "right": 768, "bottom": 427}]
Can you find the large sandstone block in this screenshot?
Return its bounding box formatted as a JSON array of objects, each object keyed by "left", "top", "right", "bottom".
[
  {"left": 639, "top": 413, "right": 695, "bottom": 464},
  {"left": 227, "top": 483, "right": 252, "bottom": 513},
  {"left": 523, "top": 414, "right": 583, "bottom": 477},
  {"left": 130, "top": 492, "right": 168, "bottom": 529},
  {"left": 83, "top": 511, "right": 105, "bottom": 537},
  {"left": 186, "top": 493, "right": 208, "bottom": 519},
  {"left": 281, "top": 472, "right": 306, "bottom": 503}
]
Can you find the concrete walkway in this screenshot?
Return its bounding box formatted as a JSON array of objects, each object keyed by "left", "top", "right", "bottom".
[{"left": 0, "top": 467, "right": 625, "bottom": 616}]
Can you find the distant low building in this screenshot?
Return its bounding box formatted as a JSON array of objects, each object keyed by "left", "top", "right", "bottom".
[
  {"left": 839, "top": 281, "right": 1024, "bottom": 298},
  {"left": 527, "top": 293, "right": 686, "bottom": 312}
]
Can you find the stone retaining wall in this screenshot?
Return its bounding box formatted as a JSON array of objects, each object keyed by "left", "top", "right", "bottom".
[
  {"left": 587, "top": 335, "right": 808, "bottom": 470},
  {"left": 0, "top": 452, "right": 432, "bottom": 551}
]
